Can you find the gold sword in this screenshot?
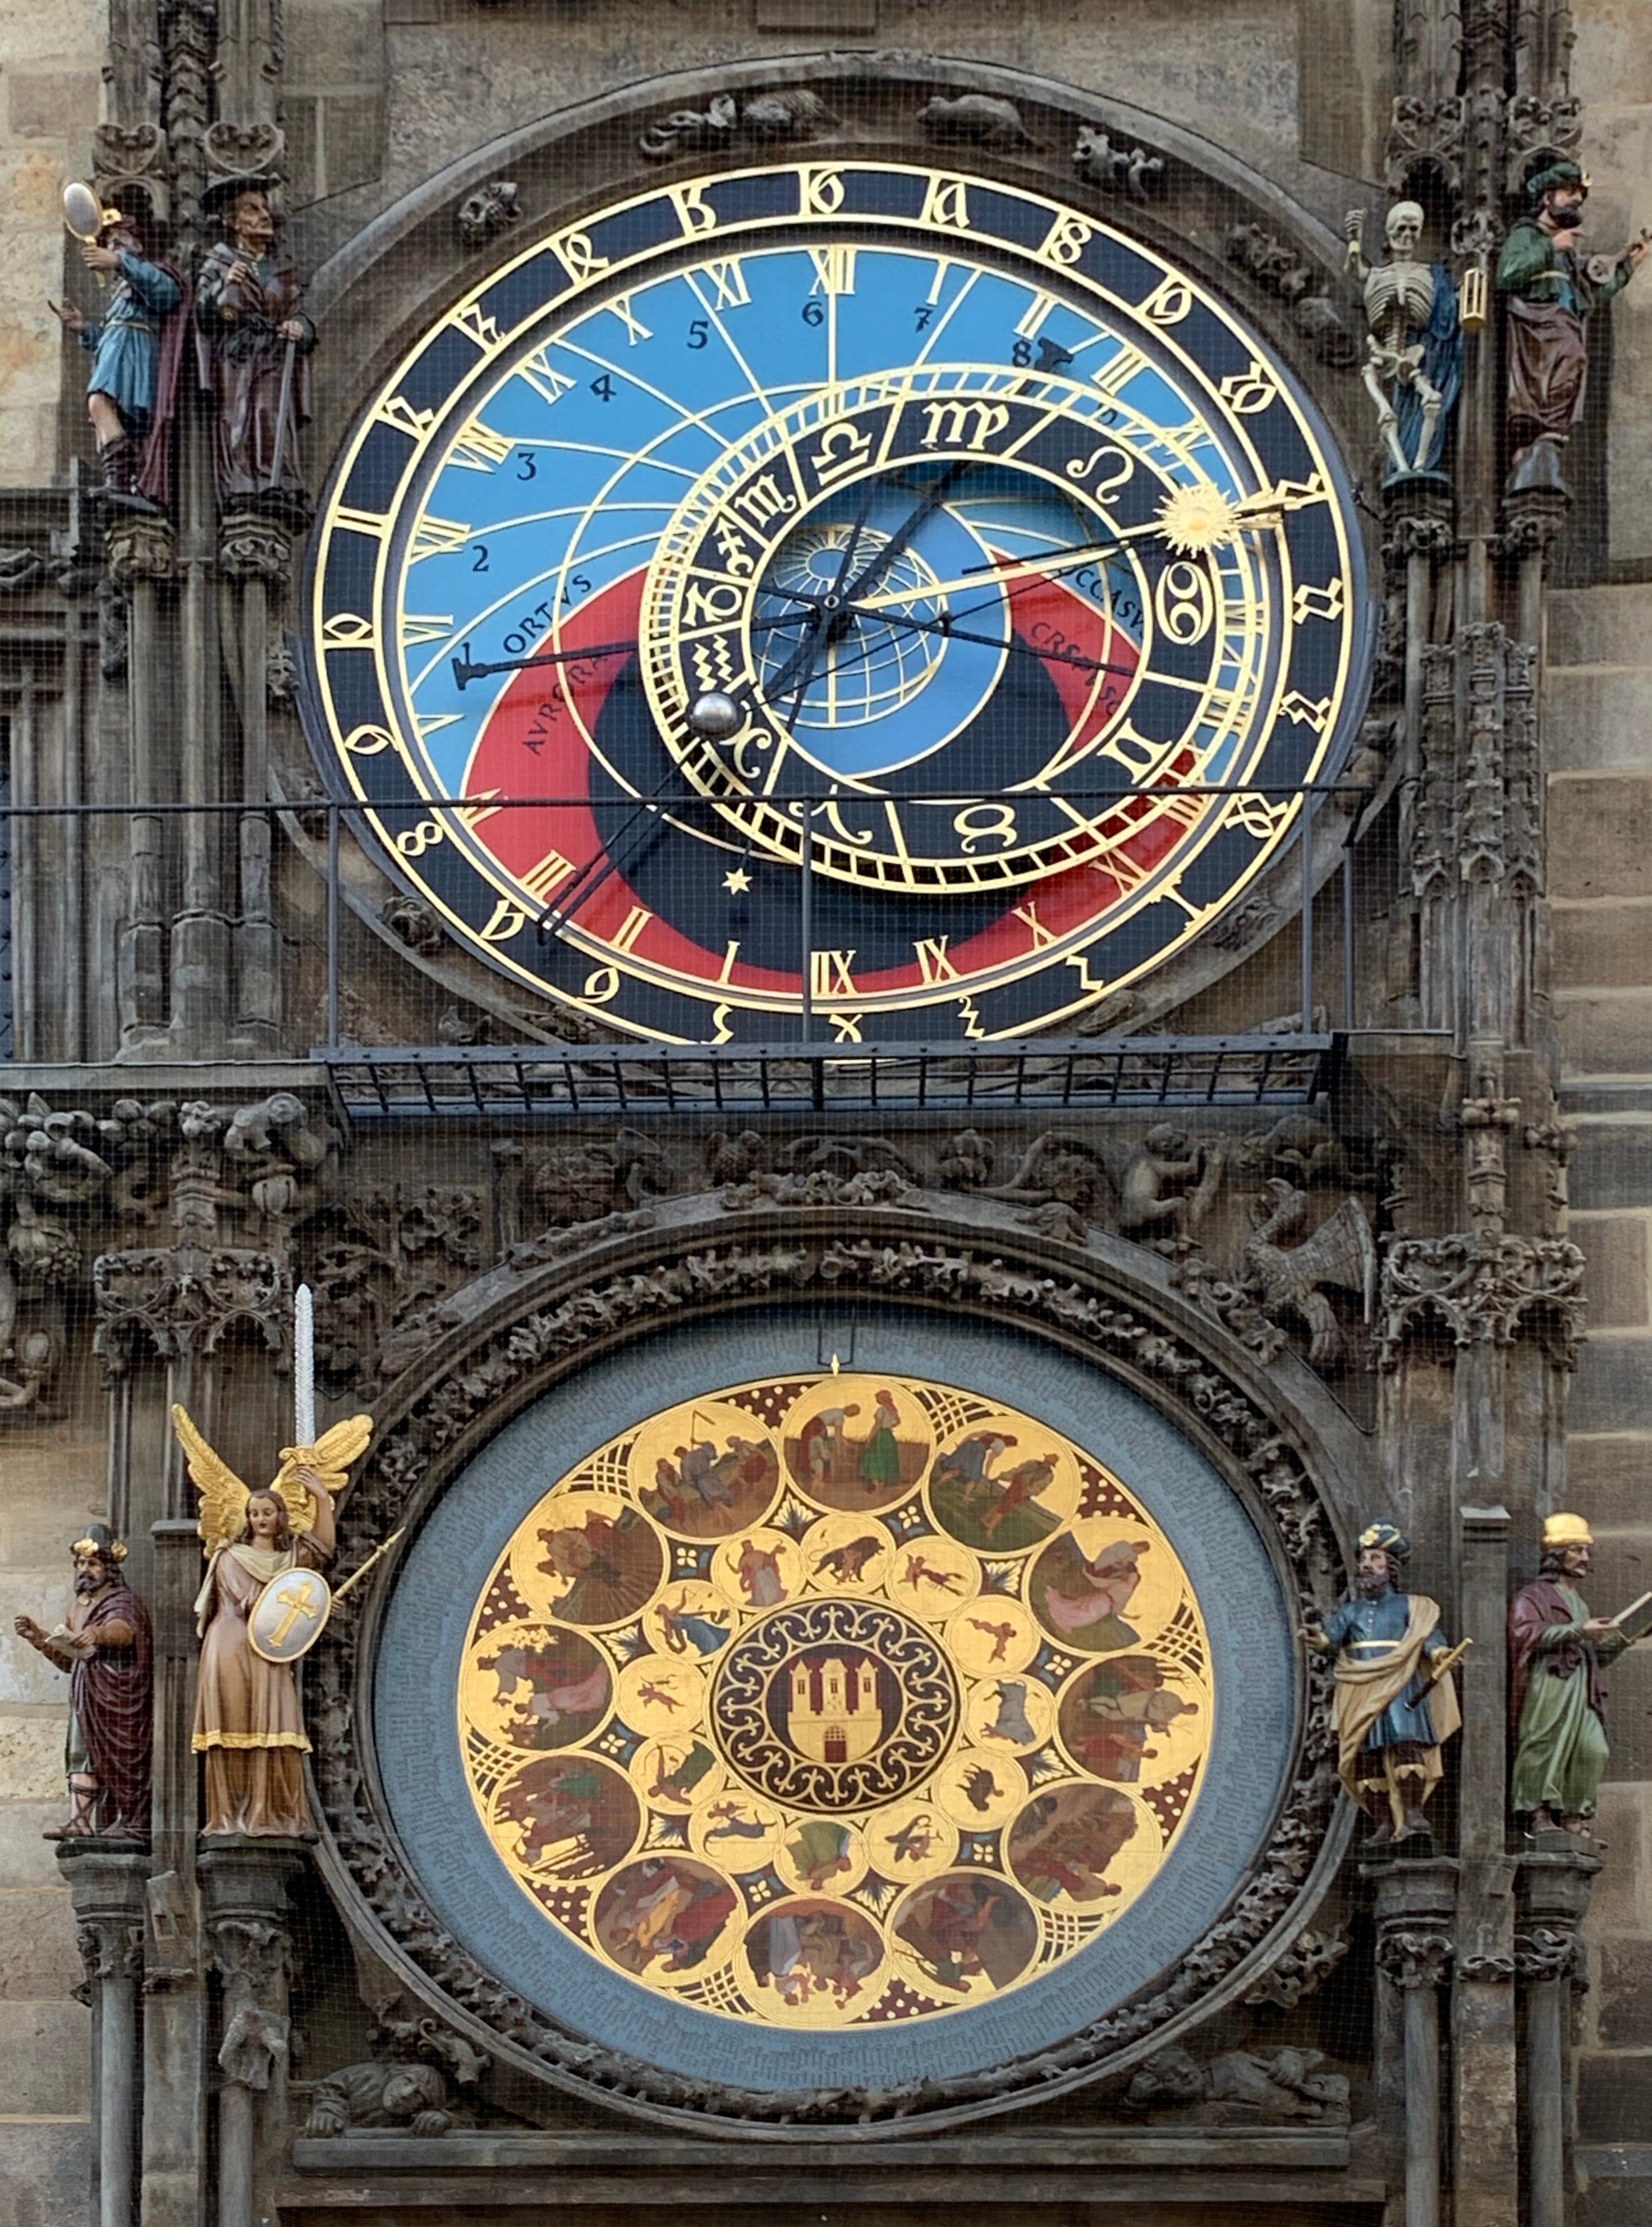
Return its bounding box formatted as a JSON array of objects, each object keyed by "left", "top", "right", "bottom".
[{"left": 332, "top": 1528, "right": 406, "bottom": 1605}]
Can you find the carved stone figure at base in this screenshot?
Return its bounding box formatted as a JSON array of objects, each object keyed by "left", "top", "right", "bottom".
[
  {"left": 13, "top": 1524, "right": 153, "bottom": 1839},
  {"left": 1302, "top": 1520, "right": 1461, "bottom": 1845},
  {"left": 1510, "top": 1512, "right": 1643, "bottom": 1835},
  {"left": 1497, "top": 161, "right": 1646, "bottom": 492},
  {"left": 1344, "top": 200, "right": 1462, "bottom": 478},
  {"left": 301, "top": 2061, "right": 455, "bottom": 2137},
  {"left": 172, "top": 1405, "right": 372, "bottom": 1837}
]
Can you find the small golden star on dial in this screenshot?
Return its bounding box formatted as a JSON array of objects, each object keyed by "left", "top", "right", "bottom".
[{"left": 723, "top": 867, "right": 753, "bottom": 894}]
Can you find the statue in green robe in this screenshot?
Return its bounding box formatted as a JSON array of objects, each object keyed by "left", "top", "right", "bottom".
[{"left": 1509, "top": 1513, "right": 1639, "bottom": 1835}]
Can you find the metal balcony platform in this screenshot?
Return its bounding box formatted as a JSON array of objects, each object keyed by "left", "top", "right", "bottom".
[{"left": 313, "top": 1033, "right": 1338, "bottom": 1120}]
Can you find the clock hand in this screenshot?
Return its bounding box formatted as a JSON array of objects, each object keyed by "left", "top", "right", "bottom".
[
  {"left": 453, "top": 614, "right": 805, "bottom": 691},
  {"left": 838, "top": 457, "right": 974, "bottom": 608},
  {"left": 774, "top": 586, "right": 1136, "bottom": 680},
  {"left": 774, "top": 477, "right": 882, "bottom": 732}
]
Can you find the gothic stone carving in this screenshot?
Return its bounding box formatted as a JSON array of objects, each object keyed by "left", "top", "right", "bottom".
[
  {"left": 1223, "top": 224, "right": 1359, "bottom": 366},
  {"left": 637, "top": 87, "right": 835, "bottom": 162},
  {"left": 1376, "top": 1930, "right": 1454, "bottom": 1989},
  {"left": 1121, "top": 2043, "right": 1351, "bottom": 2121},
  {"left": 918, "top": 94, "right": 1034, "bottom": 149},
  {"left": 1375, "top": 1234, "right": 1586, "bottom": 1369},
  {"left": 1243, "top": 1925, "right": 1350, "bottom": 2008},
  {"left": 309, "top": 1228, "right": 1344, "bottom": 2128},
  {"left": 209, "top": 1914, "right": 290, "bottom": 2092},
  {"left": 1072, "top": 127, "right": 1165, "bottom": 198},
  {"left": 456, "top": 178, "right": 520, "bottom": 251}
]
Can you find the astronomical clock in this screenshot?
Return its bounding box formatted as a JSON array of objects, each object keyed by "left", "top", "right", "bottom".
[{"left": 302, "top": 158, "right": 1366, "bottom": 1042}]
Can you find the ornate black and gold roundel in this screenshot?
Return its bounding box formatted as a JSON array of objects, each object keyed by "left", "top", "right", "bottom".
[
  {"left": 305, "top": 161, "right": 1368, "bottom": 1040},
  {"left": 454, "top": 1373, "right": 1212, "bottom": 2031}
]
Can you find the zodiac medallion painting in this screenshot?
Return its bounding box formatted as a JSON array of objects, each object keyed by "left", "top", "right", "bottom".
[{"left": 457, "top": 1372, "right": 1213, "bottom": 2029}]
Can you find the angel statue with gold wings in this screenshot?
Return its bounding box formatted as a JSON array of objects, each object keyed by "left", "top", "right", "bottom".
[{"left": 171, "top": 1406, "right": 371, "bottom": 1837}]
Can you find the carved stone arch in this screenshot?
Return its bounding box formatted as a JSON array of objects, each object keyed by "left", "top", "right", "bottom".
[
  {"left": 308, "top": 1195, "right": 1366, "bottom": 2137},
  {"left": 288, "top": 57, "right": 1379, "bottom": 1043}
]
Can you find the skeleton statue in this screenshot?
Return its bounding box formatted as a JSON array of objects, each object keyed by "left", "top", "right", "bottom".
[{"left": 1344, "top": 201, "right": 1462, "bottom": 478}]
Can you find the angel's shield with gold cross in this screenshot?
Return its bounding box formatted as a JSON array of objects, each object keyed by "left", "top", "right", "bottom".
[{"left": 247, "top": 1566, "right": 333, "bottom": 1663}]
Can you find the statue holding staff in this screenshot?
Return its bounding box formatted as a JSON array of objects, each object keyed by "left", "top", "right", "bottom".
[
  {"left": 1301, "top": 1520, "right": 1462, "bottom": 1846},
  {"left": 194, "top": 172, "right": 315, "bottom": 517},
  {"left": 1509, "top": 1513, "right": 1650, "bottom": 1836},
  {"left": 13, "top": 1523, "right": 153, "bottom": 1840}
]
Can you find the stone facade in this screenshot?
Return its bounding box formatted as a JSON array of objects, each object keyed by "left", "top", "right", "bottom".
[{"left": 1, "top": 0, "right": 1650, "bottom": 2219}]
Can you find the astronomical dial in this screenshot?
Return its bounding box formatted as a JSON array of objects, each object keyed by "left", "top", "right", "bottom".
[{"left": 305, "top": 161, "right": 1368, "bottom": 1043}]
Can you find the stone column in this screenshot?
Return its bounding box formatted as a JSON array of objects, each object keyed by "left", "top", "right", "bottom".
[
  {"left": 59, "top": 1846, "right": 149, "bottom": 2227},
  {"left": 199, "top": 1843, "right": 305, "bottom": 2227},
  {"left": 1372, "top": 1859, "right": 1456, "bottom": 2227},
  {"left": 1518, "top": 1848, "right": 1600, "bottom": 2227},
  {"left": 1452, "top": 1505, "right": 1520, "bottom": 2227}
]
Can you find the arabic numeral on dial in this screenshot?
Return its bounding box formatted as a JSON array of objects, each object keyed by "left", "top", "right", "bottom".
[
  {"left": 515, "top": 450, "right": 537, "bottom": 480},
  {"left": 953, "top": 802, "right": 1018, "bottom": 854},
  {"left": 914, "top": 304, "right": 934, "bottom": 331},
  {"left": 471, "top": 543, "right": 489, "bottom": 572},
  {"left": 1153, "top": 561, "right": 1215, "bottom": 645},
  {"left": 591, "top": 373, "right": 616, "bottom": 402},
  {"left": 687, "top": 318, "right": 709, "bottom": 350},
  {"left": 1011, "top": 337, "right": 1033, "bottom": 366},
  {"left": 802, "top": 299, "right": 825, "bottom": 327}
]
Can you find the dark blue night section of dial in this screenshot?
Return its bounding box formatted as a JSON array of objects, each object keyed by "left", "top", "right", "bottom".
[
  {"left": 839, "top": 169, "right": 925, "bottom": 222},
  {"left": 323, "top": 532, "right": 378, "bottom": 617},
  {"left": 700, "top": 171, "right": 799, "bottom": 227},
  {"left": 1176, "top": 824, "right": 1264, "bottom": 910},
  {"left": 584, "top": 665, "right": 1009, "bottom": 969},
  {"left": 340, "top": 425, "right": 413, "bottom": 517},
  {"left": 478, "top": 249, "right": 571, "bottom": 338},
  {"left": 398, "top": 328, "right": 489, "bottom": 416},
  {"left": 960, "top": 182, "right": 1047, "bottom": 253},
  {"left": 587, "top": 195, "right": 688, "bottom": 269}
]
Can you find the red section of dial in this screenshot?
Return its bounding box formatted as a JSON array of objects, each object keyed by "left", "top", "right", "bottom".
[{"left": 461, "top": 563, "right": 1197, "bottom": 1003}]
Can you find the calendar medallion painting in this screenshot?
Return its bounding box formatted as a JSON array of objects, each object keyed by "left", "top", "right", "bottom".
[{"left": 456, "top": 1371, "right": 1213, "bottom": 2030}]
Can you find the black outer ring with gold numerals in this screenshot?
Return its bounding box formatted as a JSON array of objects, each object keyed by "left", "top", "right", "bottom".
[{"left": 301, "top": 159, "right": 1371, "bottom": 1046}]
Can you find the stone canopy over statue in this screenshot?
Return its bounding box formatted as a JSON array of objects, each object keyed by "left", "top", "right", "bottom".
[
  {"left": 1302, "top": 1520, "right": 1463, "bottom": 1845},
  {"left": 172, "top": 1405, "right": 371, "bottom": 1837}
]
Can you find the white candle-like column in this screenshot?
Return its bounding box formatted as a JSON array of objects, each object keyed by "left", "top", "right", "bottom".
[{"left": 293, "top": 1282, "right": 315, "bottom": 1447}]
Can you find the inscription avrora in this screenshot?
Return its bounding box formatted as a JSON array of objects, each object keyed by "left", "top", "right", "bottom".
[{"left": 457, "top": 1371, "right": 1213, "bottom": 2029}]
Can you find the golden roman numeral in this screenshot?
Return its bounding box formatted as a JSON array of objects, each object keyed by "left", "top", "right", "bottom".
[
  {"left": 1093, "top": 342, "right": 1150, "bottom": 396},
  {"left": 704, "top": 260, "right": 750, "bottom": 308},
  {"left": 1013, "top": 901, "right": 1057, "bottom": 951},
  {"left": 448, "top": 419, "right": 514, "bottom": 473},
  {"left": 1013, "top": 289, "right": 1061, "bottom": 339},
  {"left": 516, "top": 347, "right": 577, "bottom": 408},
  {"left": 522, "top": 848, "right": 576, "bottom": 902},
  {"left": 915, "top": 936, "right": 959, "bottom": 984},
  {"left": 808, "top": 245, "right": 857, "bottom": 296},
  {"left": 810, "top": 949, "right": 857, "bottom": 997},
  {"left": 409, "top": 515, "right": 471, "bottom": 562},
  {"left": 609, "top": 905, "right": 653, "bottom": 954},
  {"left": 400, "top": 613, "right": 453, "bottom": 647},
  {"left": 609, "top": 295, "right": 653, "bottom": 346}
]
